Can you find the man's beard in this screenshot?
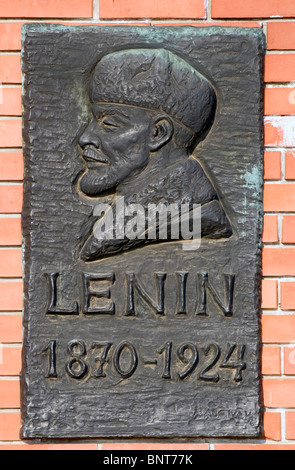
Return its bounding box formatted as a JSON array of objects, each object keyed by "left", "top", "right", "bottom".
[{"left": 79, "top": 166, "right": 122, "bottom": 196}]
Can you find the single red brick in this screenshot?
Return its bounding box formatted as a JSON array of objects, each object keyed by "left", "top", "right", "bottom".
[
  {"left": 0, "top": 185, "right": 23, "bottom": 213},
  {"left": 154, "top": 21, "right": 262, "bottom": 27},
  {"left": 281, "top": 282, "right": 295, "bottom": 310},
  {"left": 265, "top": 117, "right": 295, "bottom": 147},
  {"left": 0, "top": 412, "right": 21, "bottom": 441},
  {"left": 0, "top": 23, "right": 23, "bottom": 51},
  {"left": 34, "top": 443, "right": 98, "bottom": 450},
  {"left": 285, "top": 151, "right": 295, "bottom": 180},
  {"left": 282, "top": 216, "right": 295, "bottom": 243},
  {"left": 0, "top": 218, "right": 20, "bottom": 246},
  {"left": 0, "top": 218, "right": 22, "bottom": 246},
  {"left": 99, "top": 0, "right": 206, "bottom": 19},
  {"left": 263, "top": 411, "right": 281, "bottom": 441},
  {"left": 211, "top": 0, "right": 295, "bottom": 18},
  {"left": 0, "top": 283, "right": 23, "bottom": 312},
  {"left": 264, "top": 378, "right": 295, "bottom": 408},
  {"left": 265, "top": 55, "right": 295, "bottom": 83},
  {"left": 284, "top": 347, "right": 295, "bottom": 375},
  {"left": 0, "top": 55, "right": 21, "bottom": 84},
  {"left": 268, "top": 22, "right": 295, "bottom": 50},
  {"left": 0, "top": 88, "right": 22, "bottom": 116},
  {"left": 263, "top": 248, "right": 295, "bottom": 277},
  {"left": 0, "top": 152, "right": 23, "bottom": 181},
  {"left": 0, "top": 0, "right": 92, "bottom": 18},
  {"left": 0, "top": 443, "right": 98, "bottom": 450},
  {"left": 265, "top": 88, "right": 295, "bottom": 116},
  {"left": 264, "top": 184, "right": 295, "bottom": 212},
  {"left": 214, "top": 444, "right": 295, "bottom": 450},
  {"left": 262, "top": 346, "right": 281, "bottom": 375},
  {"left": 0, "top": 345, "right": 22, "bottom": 376},
  {"left": 263, "top": 215, "right": 278, "bottom": 243},
  {"left": 42, "top": 21, "right": 151, "bottom": 27},
  {"left": 0, "top": 249, "right": 22, "bottom": 277},
  {"left": 102, "top": 443, "right": 209, "bottom": 450},
  {"left": 0, "top": 379, "right": 20, "bottom": 408},
  {"left": 0, "top": 315, "right": 22, "bottom": 341},
  {"left": 262, "top": 279, "right": 278, "bottom": 309},
  {"left": 0, "top": 120, "right": 22, "bottom": 147},
  {"left": 286, "top": 411, "right": 295, "bottom": 439},
  {"left": 262, "top": 315, "right": 295, "bottom": 343},
  {"left": 264, "top": 151, "right": 281, "bottom": 180}
]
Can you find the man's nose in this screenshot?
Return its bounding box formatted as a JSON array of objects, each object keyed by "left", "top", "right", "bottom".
[{"left": 79, "top": 119, "right": 100, "bottom": 149}]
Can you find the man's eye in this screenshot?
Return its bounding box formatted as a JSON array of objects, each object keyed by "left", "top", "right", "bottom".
[{"left": 102, "top": 118, "right": 119, "bottom": 128}]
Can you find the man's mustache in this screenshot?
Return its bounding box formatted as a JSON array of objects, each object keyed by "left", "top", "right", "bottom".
[{"left": 82, "top": 145, "right": 110, "bottom": 165}]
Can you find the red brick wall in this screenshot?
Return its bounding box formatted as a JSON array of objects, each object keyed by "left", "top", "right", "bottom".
[{"left": 1, "top": 0, "right": 295, "bottom": 451}]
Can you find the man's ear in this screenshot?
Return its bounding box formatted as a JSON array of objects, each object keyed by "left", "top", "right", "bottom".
[{"left": 149, "top": 115, "right": 174, "bottom": 151}]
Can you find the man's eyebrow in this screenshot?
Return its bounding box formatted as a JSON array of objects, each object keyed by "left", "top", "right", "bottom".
[{"left": 92, "top": 106, "right": 130, "bottom": 121}]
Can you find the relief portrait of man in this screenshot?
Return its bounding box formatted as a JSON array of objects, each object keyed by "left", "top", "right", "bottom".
[{"left": 78, "top": 48, "right": 232, "bottom": 261}]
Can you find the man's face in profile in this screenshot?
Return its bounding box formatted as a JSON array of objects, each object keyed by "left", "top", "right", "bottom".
[{"left": 79, "top": 103, "right": 153, "bottom": 196}]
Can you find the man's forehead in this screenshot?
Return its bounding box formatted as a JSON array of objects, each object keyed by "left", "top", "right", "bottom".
[{"left": 91, "top": 102, "right": 154, "bottom": 119}]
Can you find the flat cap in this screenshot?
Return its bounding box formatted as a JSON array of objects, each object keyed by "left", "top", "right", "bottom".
[{"left": 90, "top": 48, "right": 217, "bottom": 137}]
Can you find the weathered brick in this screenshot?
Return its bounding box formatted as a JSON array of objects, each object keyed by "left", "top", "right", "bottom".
[
  {"left": 0, "top": 55, "right": 21, "bottom": 83},
  {"left": 265, "top": 117, "right": 295, "bottom": 147},
  {"left": 263, "top": 411, "right": 281, "bottom": 441},
  {"left": 0, "top": 413, "right": 21, "bottom": 441},
  {"left": 0, "top": 379, "right": 20, "bottom": 408},
  {"left": 282, "top": 216, "right": 295, "bottom": 243},
  {"left": 286, "top": 411, "right": 295, "bottom": 439},
  {"left": 99, "top": 0, "right": 206, "bottom": 19},
  {"left": 0, "top": 23, "right": 23, "bottom": 51},
  {"left": 0, "top": 345, "right": 22, "bottom": 376},
  {"left": 262, "top": 346, "right": 281, "bottom": 375},
  {"left": 284, "top": 347, "right": 295, "bottom": 375},
  {"left": 263, "top": 378, "right": 295, "bottom": 408},
  {"left": 264, "top": 151, "right": 281, "bottom": 180},
  {"left": 285, "top": 151, "right": 295, "bottom": 180},
  {"left": 0, "top": 443, "right": 98, "bottom": 450},
  {"left": 264, "top": 184, "right": 295, "bottom": 212},
  {"left": 0, "top": 88, "right": 22, "bottom": 116},
  {"left": 0, "top": 0, "right": 92, "bottom": 18},
  {"left": 265, "top": 55, "right": 295, "bottom": 83},
  {"left": 0, "top": 218, "right": 21, "bottom": 246},
  {"left": 154, "top": 21, "right": 262, "bottom": 27},
  {"left": 0, "top": 185, "right": 23, "bottom": 213},
  {"left": 211, "top": 0, "right": 295, "bottom": 18},
  {"left": 281, "top": 282, "right": 295, "bottom": 310},
  {"left": 0, "top": 283, "right": 23, "bottom": 312},
  {"left": 268, "top": 22, "right": 295, "bottom": 50},
  {"left": 0, "top": 249, "right": 22, "bottom": 277},
  {"left": 214, "top": 444, "right": 295, "bottom": 450},
  {"left": 0, "top": 152, "right": 23, "bottom": 181},
  {"left": 265, "top": 88, "right": 295, "bottom": 116},
  {"left": 102, "top": 443, "right": 209, "bottom": 450},
  {"left": 263, "top": 215, "right": 278, "bottom": 243},
  {"left": 262, "top": 315, "right": 295, "bottom": 343},
  {"left": 261, "top": 279, "right": 278, "bottom": 309},
  {"left": 0, "top": 120, "right": 22, "bottom": 147},
  {"left": 263, "top": 248, "right": 295, "bottom": 276},
  {"left": 0, "top": 314, "right": 22, "bottom": 341}
]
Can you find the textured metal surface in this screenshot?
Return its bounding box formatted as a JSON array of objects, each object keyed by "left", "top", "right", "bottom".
[{"left": 21, "top": 25, "right": 265, "bottom": 439}]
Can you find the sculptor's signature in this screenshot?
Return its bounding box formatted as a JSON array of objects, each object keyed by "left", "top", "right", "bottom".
[{"left": 193, "top": 406, "right": 258, "bottom": 425}]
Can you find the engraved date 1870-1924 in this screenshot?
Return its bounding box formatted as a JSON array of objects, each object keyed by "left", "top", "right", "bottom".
[{"left": 42, "top": 339, "right": 246, "bottom": 383}]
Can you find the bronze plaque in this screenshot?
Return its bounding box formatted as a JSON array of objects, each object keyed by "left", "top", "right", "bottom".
[{"left": 21, "top": 25, "right": 265, "bottom": 439}]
